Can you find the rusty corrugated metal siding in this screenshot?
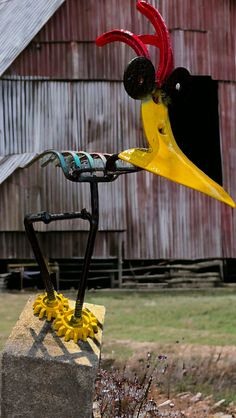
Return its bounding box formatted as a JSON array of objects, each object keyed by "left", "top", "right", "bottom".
[
  {"left": 124, "top": 171, "right": 223, "bottom": 259},
  {"left": 0, "top": 79, "right": 144, "bottom": 232},
  {"left": 0, "top": 231, "right": 122, "bottom": 258},
  {"left": 0, "top": 157, "right": 127, "bottom": 232},
  {"left": 5, "top": 0, "right": 236, "bottom": 82},
  {"left": 1, "top": 0, "right": 236, "bottom": 259},
  {"left": 0, "top": 80, "right": 145, "bottom": 153},
  {"left": 219, "top": 82, "right": 236, "bottom": 258}
]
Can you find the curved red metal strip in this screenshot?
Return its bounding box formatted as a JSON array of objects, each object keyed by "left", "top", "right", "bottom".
[
  {"left": 137, "top": 1, "right": 174, "bottom": 85},
  {"left": 137, "top": 2, "right": 165, "bottom": 84},
  {"left": 138, "top": 34, "right": 161, "bottom": 48},
  {"left": 96, "top": 29, "right": 150, "bottom": 59},
  {"left": 138, "top": 35, "right": 173, "bottom": 81},
  {"left": 138, "top": 34, "right": 162, "bottom": 85}
]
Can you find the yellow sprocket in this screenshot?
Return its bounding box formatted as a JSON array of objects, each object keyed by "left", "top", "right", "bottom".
[
  {"left": 33, "top": 292, "right": 69, "bottom": 321},
  {"left": 53, "top": 307, "right": 98, "bottom": 343}
]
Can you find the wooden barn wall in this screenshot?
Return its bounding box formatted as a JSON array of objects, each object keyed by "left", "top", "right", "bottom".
[{"left": 1, "top": 0, "right": 236, "bottom": 259}]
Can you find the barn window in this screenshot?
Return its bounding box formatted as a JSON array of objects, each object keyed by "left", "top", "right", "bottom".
[{"left": 168, "top": 76, "right": 222, "bottom": 185}]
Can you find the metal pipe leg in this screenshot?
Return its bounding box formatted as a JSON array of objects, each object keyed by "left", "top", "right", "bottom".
[
  {"left": 24, "top": 215, "right": 55, "bottom": 300},
  {"left": 24, "top": 210, "right": 91, "bottom": 301},
  {"left": 74, "top": 182, "right": 99, "bottom": 319}
]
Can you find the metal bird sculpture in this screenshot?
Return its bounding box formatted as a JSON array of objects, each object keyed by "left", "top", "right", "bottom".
[
  {"left": 96, "top": 0, "right": 235, "bottom": 208},
  {"left": 24, "top": 0, "right": 235, "bottom": 344}
]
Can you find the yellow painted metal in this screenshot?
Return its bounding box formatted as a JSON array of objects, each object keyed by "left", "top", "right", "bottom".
[
  {"left": 53, "top": 307, "right": 98, "bottom": 343},
  {"left": 119, "top": 93, "right": 235, "bottom": 208},
  {"left": 33, "top": 292, "right": 69, "bottom": 321}
]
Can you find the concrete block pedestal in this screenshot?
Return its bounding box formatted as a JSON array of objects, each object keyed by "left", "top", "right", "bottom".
[{"left": 1, "top": 297, "right": 105, "bottom": 418}]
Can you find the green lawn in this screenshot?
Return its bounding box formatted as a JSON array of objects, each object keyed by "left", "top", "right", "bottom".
[
  {"left": 1, "top": 289, "right": 236, "bottom": 351},
  {"left": 85, "top": 289, "right": 236, "bottom": 346},
  {"left": 1, "top": 289, "right": 236, "bottom": 403}
]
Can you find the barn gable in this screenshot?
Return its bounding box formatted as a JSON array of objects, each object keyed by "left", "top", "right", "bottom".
[{"left": 0, "top": 0, "right": 65, "bottom": 78}]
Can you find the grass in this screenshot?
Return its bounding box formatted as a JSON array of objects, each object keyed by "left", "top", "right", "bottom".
[
  {"left": 0, "top": 292, "right": 30, "bottom": 350},
  {"left": 85, "top": 289, "right": 236, "bottom": 346},
  {"left": 1, "top": 289, "right": 236, "bottom": 351},
  {"left": 1, "top": 289, "right": 236, "bottom": 403}
]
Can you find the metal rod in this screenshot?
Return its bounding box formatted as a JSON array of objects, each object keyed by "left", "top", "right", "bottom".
[
  {"left": 74, "top": 182, "right": 99, "bottom": 319},
  {"left": 24, "top": 216, "right": 55, "bottom": 300},
  {"left": 24, "top": 210, "right": 91, "bottom": 301}
]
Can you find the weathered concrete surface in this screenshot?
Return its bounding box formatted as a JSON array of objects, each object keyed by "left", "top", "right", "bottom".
[{"left": 1, "top": 297, "right": 105, "bottom": 418}]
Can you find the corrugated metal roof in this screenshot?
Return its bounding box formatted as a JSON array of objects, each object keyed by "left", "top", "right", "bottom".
[
  {"left": 0, "top": 0, "right": 65, "bottom": 77},
  {"left": 0, "top": 153, "right": 37, "bottom": 184}
]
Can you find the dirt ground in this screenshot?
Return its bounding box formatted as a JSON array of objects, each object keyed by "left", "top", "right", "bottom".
[
  {"left": 1, "top": 290, "right": 236, "bottom": 417},
  {"left": 1, "top": 338, "right": 235, "bottom": 417},
  {"left": 98, "top": 341, "right": 236, "bottom": 417}
]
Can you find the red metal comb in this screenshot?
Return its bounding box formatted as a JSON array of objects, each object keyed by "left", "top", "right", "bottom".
[
  {"left": 96, "top": 0, "right": 174, "bottom": 87},
  {"left": 96, "top": 29, "right": 150, "bottom": 59}
]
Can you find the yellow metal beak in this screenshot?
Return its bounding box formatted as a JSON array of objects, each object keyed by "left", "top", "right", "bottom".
[{"left": 119, "top": 96, "right": 235, "bottom": 208}]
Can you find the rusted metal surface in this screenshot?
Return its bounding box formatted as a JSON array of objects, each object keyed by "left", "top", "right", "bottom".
[
  {"left": 0, "top": 0, "right": 65, "bottom": 77},
  {"left": 0, "top": 161, "right": 127, "bottom": 232},
  {"left": 5, "top": 41, "right": 138, "bottom": 80},
  {"left": 5, "top": 0, "right": 236, "bottom": 82},
  {"left": 171, "top": 30, "right": 211, "bottom": 76},
  {"left": 0, "top": 163, "right": 43, "bottom": 232},
  {"left": 0, "top": 80, "right": 145, "bottom": 153},
  {"left": 34, "top": 0, "right": 134, "bottom": 42},
  {"left": 124, "top": 171, "right": 223, "bottom": 259},
  {"left": 0, "top": 79, "right": 141, "bottom": 233},
  {"left": 0, "top": 231, "right": 123, "bottom": 259},
  {"left": 24, "top": 181, "right": 100, "bottom": 312},
  {"left": 219, "top": 82, "right": 236, "bottom": 258},
  {"left": 29, "top": 150, "right": 139, "bottom": 183},
  {"left": 0, "top": 0, "right": 235, "bottom": 260},
  {"left": 27, "top": 0, "right": 210, "bottom": 42}
]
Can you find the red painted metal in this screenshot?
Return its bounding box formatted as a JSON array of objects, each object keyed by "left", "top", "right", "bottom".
[
  {"left": 96, "top": 1, "right": 174, "bottom": 86},
  {"left": 96, "top": 29, "right": 150, "bottom": 59},
  {"left": 136, "top": 1, "right": 173, "bottom": 84}
]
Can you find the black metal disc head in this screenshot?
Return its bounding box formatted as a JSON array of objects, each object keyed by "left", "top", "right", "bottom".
[
  {"left": 162, "top": 67, "right": 192, "bottom": 104},
  {"left": 123, "top": 56, "right": 156, "bottom": 100}
]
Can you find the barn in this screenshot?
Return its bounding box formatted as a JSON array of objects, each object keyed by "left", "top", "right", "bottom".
[{"left": 0, "top": 0, "right": 235, "bottom": 287}]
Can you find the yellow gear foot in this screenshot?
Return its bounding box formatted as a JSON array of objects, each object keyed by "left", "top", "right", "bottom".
[
  {"left": 53, "top": 307, "right": 98, "bottom": 343},
  {"left": 33, "top": 292, "right": 69, "bottom": 321}
]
